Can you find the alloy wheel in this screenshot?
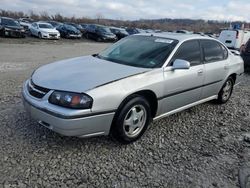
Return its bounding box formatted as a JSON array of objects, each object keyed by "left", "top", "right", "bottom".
[
  {"left": 222, "top": 80, "right": 233, "bottom": 101},
  {"left": 123, "top": 105, "right": 147, "bottom": 138}
]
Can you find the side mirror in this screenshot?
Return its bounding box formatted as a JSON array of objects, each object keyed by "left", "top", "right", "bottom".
[{"left": 172, "top": 59, "right": 190, "bottom": 70}]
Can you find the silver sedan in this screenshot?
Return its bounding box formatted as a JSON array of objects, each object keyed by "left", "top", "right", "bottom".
[{"left": 22, "top": 33, "right": 244, "bottom": 143}]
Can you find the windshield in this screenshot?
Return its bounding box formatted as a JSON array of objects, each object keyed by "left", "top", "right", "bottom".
[
  {"left": 49, "top": 22, "right": 61, "bottom": 27},
  {"left": 98, "top": 35, "right": 178, "bottom": 68},
  {"left": 2, "top": 18, "right": 19, "bottom": 27},
  {"left": 39, "top": 23, "right": 53, "bottom": 29},
  {"left": 65, "top": 24, "right": 77, "bottom": 31},
  {"left": 98, "top": 26, "right": 111, "bottom": 33},
  {"left": 120, "top": 29, "right": 128, "bottom": 35},
  {"left": 75, "top": 25, "right": 82, "bottom": 29}
]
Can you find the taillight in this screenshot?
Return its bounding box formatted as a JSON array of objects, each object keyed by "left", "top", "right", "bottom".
[{"left": 236, "top": 30, "right": 239, "bottom": 39}]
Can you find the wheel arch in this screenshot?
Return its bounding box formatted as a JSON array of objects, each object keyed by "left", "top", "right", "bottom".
[
  {"left": 110, "top": 89, "right": 158, "bottom": 138},
  {"left": 114, "top": 89, "right": 158, "bottom": 119},
  {"left": 228, "top": 73, "right": 237, "bottom": 84}
]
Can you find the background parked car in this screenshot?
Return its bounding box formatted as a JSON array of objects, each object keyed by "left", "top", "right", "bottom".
[
  {"left": 241, "top": 39, "right": 250, "bottom": 69},
  {"left": 18, "top": 17, "right": 34, "bottom": 32},
  {"left": 85, "top": 24, "right": 117, "bottom": 42},
  {"left": 0, "top": 17, "right": 25, "bottom": 38},
  {"left": 204, "top": 32, "right": 217, "bottom": 38},
  {"left": 126, "top": 28, "right": 139, "bottom": 35},
  {"left": 80, "top": 23, "right": 88, "bottom": 30},
  {"left": 29, "top": 22, "right": 60, "bottom": 39},
  {"left": 46, "top": 21, "right": 62, "bottom": 28},
  {"left": 56, "top": 24, "right": 82, "bottom": 39},
  {"left": 218, "top": 29, "right": 250, "bottom": 50},
  {"left": 65, "top": 22, "right": 85, "bottom": 34},
  {"left": 175, "top": 30, "right": 193, "bottom": 34},
  {"left": 110, "top": 27, "right": 129, "bottom": 40}
]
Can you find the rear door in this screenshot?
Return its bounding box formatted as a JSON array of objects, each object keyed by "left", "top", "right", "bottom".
[
  {"left": 218, "top": 30, "right": 238, "bottom": 49},
  {"left": 161, "top": 40, "right": 205, "bottom": 113},
  {"left": 200, "top": 40, "right": 229, "bottom": 99}
]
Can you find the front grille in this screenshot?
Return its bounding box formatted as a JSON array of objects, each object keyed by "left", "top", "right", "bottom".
[
  {"left": 49, "top": 34, "right": 57, "bottom": 37},
  {"left": 27, "top": 80, "right": 50, "bottom": 99}
]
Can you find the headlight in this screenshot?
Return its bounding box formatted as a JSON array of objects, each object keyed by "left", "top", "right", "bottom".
[
  {"left": 49, "top": 91, "right": 93, "bottom": 109},
  {"left": 5, "top": 28, "right": 11, "bottom": 31}
]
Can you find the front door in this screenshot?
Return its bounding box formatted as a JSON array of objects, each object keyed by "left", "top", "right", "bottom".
[{"left": 160, "top": 40, "right": 205, "bottom": 113}]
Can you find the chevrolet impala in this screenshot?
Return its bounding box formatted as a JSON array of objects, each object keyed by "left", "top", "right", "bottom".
[{"left": 22, "top": 33, "right": 244, "bottom": 143}]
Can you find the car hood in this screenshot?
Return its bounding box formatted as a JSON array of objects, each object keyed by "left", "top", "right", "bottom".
[
  {"left": 32, "top": 55, "right": 149, "bottom": 93},
  {"left": 5, "top": 25, "right": 23, "bottom": 30},
  {"left": 40, "top": 28, "right": 58, "bottom": 33},
  {"left": 65, "top": 28, "right": 80, "bottom": 33}
]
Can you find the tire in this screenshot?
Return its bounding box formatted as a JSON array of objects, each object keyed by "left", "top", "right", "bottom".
[
  {"left": 27, "top": 30, "right": 32, "bottom": 37},
  {"left": 96, "top": 37, "right": 102, "bottom": 42},
  {"left": 110, "top": 95, "right": 152, "bottom": 144},
  {"left": 216, "top": 77, "right": 234, "bottom": 104},
  {"left": 0, "top": 28, "right": 5, "bottom": 37},
  {"left": 38, "top": 32, "right": 42, "bottom": 39}
]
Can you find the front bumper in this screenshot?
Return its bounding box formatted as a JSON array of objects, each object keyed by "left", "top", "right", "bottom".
[
  {"left": 22, "top": 80, "right": 115, "bottom": 137},
  {"left": 102, "top": 36, "right": 117, "bottom": 41},
  {"left": 4, "top": 29, "right": 25, "bottom": 38},
  {"left": 41, "top": 33, "right": 60, "bottom": 39},
  {"left": 67, "top": 34, "right": 82, "bottom": 38}
]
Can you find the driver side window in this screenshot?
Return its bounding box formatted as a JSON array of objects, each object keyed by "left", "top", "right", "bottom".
[{"left": 171, "top": 40, "right": 202, "bottom": 66}]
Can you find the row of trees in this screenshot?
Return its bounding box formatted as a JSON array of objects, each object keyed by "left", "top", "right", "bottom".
[{"left": 1, "top": 9, "right": 249, "bottom": 33}]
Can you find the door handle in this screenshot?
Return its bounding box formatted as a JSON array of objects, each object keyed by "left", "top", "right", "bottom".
[{"left": 197, "top": 69, "right": 203, "bottom": 75}]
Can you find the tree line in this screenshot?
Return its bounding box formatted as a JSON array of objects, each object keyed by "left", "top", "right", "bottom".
[{"left": 1, "top": 9, "right": 249, "bottom": 33}]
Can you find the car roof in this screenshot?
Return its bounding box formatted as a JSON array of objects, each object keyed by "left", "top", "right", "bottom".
[
  {"left": 36, "top": 21, "right": 51, "bottom": 24},
  {"left": 137, "top": 32, "right": 215, "bottom": 42},
  {"left": 0, "top": 17, "right": 14, "bottom": 20}
]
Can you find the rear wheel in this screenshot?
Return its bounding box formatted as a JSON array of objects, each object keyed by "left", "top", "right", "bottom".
[
  {"left": 111, "top": 96, "right": 152, "bottom": 144},
  {"left": 0, "top": 28, "right": 5, "bottom": 37},
  {"left": 85, "top": 33, "right": 89, "bottom": 39},
  {"left": 216, "top": 77, "right": 234, "bottom": 104}
]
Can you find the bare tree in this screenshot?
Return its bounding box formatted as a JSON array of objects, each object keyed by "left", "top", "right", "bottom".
[{"left": 40, "top": 11, "right": 50, "bottom": 21}]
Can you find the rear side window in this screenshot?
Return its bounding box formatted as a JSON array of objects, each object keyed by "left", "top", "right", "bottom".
[
  {"left": 172, "top": 40, "right": 201, "bottom": 66},
  {"left": 201, "top": 40, "right": 225, "bottom": 63},
  {"left": 220, "top": 44, "right": 228, "bottom": 59}
]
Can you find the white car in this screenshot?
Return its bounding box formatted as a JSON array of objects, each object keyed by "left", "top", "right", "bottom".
[
  {"left": 219, "top": 29, "right": 250, "bottom": 50},
  {"left": 30, "top": 22, "right": 60, "bottom": 39},
  {"left": 18, "top": 18, "right": 33, "bottom": 31}
]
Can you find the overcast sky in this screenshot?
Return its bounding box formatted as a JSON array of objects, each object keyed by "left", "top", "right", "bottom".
[{"left": 1, "top": 0, "right": 250, "bottom": 21}]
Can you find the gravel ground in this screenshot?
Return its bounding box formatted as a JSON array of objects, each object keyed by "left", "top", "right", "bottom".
[{"left": 0, "top": 37, "right": 250, "bottom": 188}]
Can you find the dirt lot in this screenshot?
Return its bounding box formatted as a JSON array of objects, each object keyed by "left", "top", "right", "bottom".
[{"left": 0, "top": 37, "right": 250, "bottom": 188}]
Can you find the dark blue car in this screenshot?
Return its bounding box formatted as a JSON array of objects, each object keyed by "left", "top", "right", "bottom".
[{"left": 56, "top": 24, "right": 82, "bottom": 39}]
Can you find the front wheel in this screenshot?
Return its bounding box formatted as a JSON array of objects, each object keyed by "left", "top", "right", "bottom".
[
  {"left": 38, "top": 32, "right": 42, "bottom": 39},
  {"left": 216, "top": 77, "right": 234, "bottom": 104},
  {"left": 110, "top": 96, "right": 152, "bottom": 144}
]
